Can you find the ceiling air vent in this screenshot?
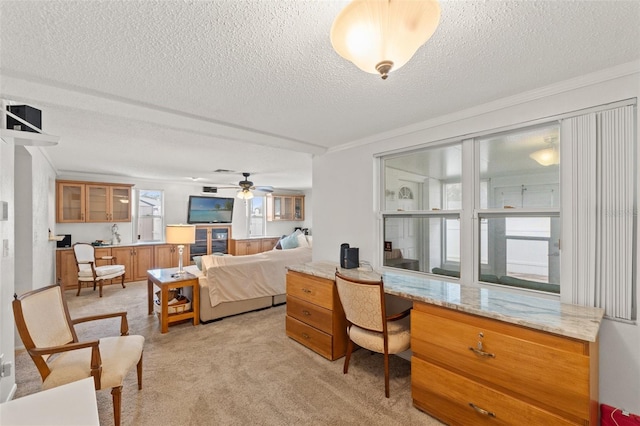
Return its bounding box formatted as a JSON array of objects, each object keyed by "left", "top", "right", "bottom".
[{"left": 202, "top": 186, "right": 217, "bottom": 193}]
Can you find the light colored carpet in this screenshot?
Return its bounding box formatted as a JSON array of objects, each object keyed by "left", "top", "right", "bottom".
[{"left": 14, "top": 281, "right": 443, "bottom": 425}]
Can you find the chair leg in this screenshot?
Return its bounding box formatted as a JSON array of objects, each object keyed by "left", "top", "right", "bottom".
[
  {"left": 343, "top": 338, "right": 353, "bottom": 374},
  {"left": 121, "top": 274, "right": 126, "bottom": 289},
  {"left": 99, "top": 281, "right": 103, "bottom": 298},
  {"left": 384, "top": 352, "right": 390, "bottom": 398},
  {"left": 137, "top": 353, "right": 143, "bottom": 390},
  {"left": 76, "top": 280, "right": 82, "bottom": 296},
  {"left": 111, "top": 386, "right": 122, "bottom": 426}
]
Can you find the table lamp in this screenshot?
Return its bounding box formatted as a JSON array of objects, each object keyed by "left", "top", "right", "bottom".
[{"left": 166, "top": 224, "right": 196, "bottom": 275}]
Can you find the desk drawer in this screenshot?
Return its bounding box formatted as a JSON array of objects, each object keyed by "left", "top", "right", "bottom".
[
  {"left": 286, "top": 295, "right": 333, "bottom": 334},
  {"left": 412, "top": 357, "right": 575, "bottom": 426},
  {"left": 286, "top": 315, "right": 333, "bottom": 360},
  {"left": 411, "top": 303, "right": 591, "bottom": 420},
  {"left": 286, "top": 272, "right": 334, "bottom": 310}
]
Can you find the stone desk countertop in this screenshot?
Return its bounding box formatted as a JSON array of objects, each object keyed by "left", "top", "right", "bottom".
[{"left": 287, "top": 261, "right": 605, "bottom": 342}]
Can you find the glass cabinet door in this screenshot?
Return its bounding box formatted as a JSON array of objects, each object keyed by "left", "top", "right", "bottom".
[
  {"left": 58, "top": 182, "right": 85, "bottom": 222},
  {"left": 86, "top": 185, "right": 109, "bottom": 222},
  {"left": 111, "top": 187, "right": 131, "bottom": 221}
]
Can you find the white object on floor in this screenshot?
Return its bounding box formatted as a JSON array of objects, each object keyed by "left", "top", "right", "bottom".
[{"left": 0, "top": 377, "right": 99, "bottom": 425}]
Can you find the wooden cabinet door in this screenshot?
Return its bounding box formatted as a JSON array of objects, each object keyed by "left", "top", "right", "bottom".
[
  {"left": 154, "top": 244, "right": 189, "bottom": 269},
  {"left": 154, "top": 244, "right": 176, "bottom": 269},
  {"left": 110, "top": 186, "right": 131, "bottom": 221},
  {"left": 85, "top": 184, "right": 110, "bottom": 222},
  {"left": 56, "top": 250, "right": 79, "bottom": 290},
  {"left": 293, "top": 196, "right": 304, "bottom": 220},
  {"left": 56, "top": 182, "right": 85, "bottom": 223},
  {"left": 132, "top": 245, "right": 154, "bottom": 281},
  {"left": 111, "top": 247, "right": 135, "bottom": 282}
]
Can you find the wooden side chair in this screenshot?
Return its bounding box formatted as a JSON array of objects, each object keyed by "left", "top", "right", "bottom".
[
  {"left": 12, "top": 284, "right": 144, "bottom": 426},
  {"left": 335, "top": 270, "right": 411, "bottom": 398},
  {"left": 73, "top": 243, "right": 125, "bottom": 297}
]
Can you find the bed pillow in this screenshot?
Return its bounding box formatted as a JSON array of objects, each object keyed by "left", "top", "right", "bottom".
[{"left": 280, "top": 231, "right": 301, "bottom": 250}]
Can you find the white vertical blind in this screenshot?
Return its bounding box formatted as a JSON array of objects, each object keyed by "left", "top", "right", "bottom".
[{"left": 565, "top": 105, "right": 636, "bottom": 320}]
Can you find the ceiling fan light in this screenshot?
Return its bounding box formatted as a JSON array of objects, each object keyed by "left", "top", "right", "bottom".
[
  {"left": 330, "top": 0, "right": 441, "bottom": 79},
  {"left": 529, "top": 147, "right": 559, "bottom": 166},
  {"left": 237, "top": 189, "right": 254, "bottom": 200}
]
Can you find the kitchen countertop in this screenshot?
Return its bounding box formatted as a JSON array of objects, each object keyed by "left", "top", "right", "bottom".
[
  {"left": 286, "top": 261, "right": 605, "bottom": 342},
  {"left": 56, "top": 241, "right": 169, "bottom": 250}
]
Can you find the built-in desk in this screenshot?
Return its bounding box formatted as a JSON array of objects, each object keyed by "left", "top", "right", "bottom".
[{"left": 287, "top": 261, "right": 605, "bottom": 425}]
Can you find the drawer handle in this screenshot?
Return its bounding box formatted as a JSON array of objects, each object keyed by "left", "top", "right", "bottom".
[
  {"left": 469, "top": 403, "right": 496, "bottom": 418},
  {"left": 302, "top": 310, "right": 311, "bottom": 316},
  {"left": 301, "top": 288, "right": 312, "bottom": 294},
  {"left": 468, "top": 346, "right": 496, "bottom": 358},
  {"left": 301, "top": 333, "right": 310, "bottom": 340}
]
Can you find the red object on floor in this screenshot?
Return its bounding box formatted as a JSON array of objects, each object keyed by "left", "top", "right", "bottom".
[{"left": 601, "top": 404, "right": 640, "bottom": 426}]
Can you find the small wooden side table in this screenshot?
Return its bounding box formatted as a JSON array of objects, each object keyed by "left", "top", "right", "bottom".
[{"left": 147, "top": 267, "right": 199, "bottom": 333}]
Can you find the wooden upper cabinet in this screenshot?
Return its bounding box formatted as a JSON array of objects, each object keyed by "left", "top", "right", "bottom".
[
  {"left": 267, "top": 195, "right": 305, "bottom": 221},
  {"left": 57, "top": 180, "right": 132, "bottom": 223},
  {"left": 57, "top": 182, "right": 86, "bottom": 222}
]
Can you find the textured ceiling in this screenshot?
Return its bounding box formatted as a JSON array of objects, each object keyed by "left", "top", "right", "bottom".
[{"left": 1, "top": 0, "right": 639, "bottom": 190}]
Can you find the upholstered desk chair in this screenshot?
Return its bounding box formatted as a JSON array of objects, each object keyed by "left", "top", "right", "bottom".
[
  {"left": 335, "top": 271, "right": 411, "bottom": 398},
  {"left": 73, "top": 243, "right": 125, "bottom": 297},
  {"left": 12, "top": 284, "right": 144, "bottom": 426}
]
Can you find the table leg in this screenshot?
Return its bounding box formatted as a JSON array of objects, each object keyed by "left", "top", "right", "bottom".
[
  {"left": 161, "top": 285, "right": 169, "bottom": 333},
  {"left": 192, "top": 281, "right": 199, "bottom": 326},
  {"left": 147, "top": 279, "right": 153, "bottom": 315}
]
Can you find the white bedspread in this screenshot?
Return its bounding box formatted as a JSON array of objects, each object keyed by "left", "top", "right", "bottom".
[{"left": 201, "top": 246, "right": 312, "bottom": 307}]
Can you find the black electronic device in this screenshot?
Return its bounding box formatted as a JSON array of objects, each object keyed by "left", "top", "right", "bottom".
[
  {"left": 340, "top": 243, "right": 359, "bottom": 269},
  {"left": 6, "top": 105, "right": 42, "bottom": 133},
  {"left": 187, "top": 195, "right": 234, "bottom": 224},
  {"left": 56, "top": 234, "right": 72, "bottom": 248},
  {"left": 202, "top": 186, "right": 217, "bottom": 193}
]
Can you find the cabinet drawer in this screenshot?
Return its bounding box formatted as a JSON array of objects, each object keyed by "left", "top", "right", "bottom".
[
  {"left": 286, "top": 296, "right": 333, "bottom": 334},
  {"left": 411, "top": 303, "right": 592, "bottom": 421},
  {"left": 412, "top": 357, "right": 576, "bottom": 426},
  {"left": 286, "top": 272, "right": 334, "bottom": 310},
  {"left": 286, "top": 315, "right": 333, "bottom": 360}
]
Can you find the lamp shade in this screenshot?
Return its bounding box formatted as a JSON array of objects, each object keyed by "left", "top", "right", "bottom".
[
  {"left": 330, "top": 0, "right": 441, "bottom": 79},
  {"left": 166, "top": 224, "right": 196, "bottom": 245}
]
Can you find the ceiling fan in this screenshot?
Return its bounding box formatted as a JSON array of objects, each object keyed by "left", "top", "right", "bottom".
[{"left": 236, "top": 172, "right": 273, "bottom": 200}]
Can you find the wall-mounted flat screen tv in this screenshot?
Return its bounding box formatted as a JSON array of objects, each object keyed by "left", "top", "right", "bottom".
[{"left": 187, "top": 195, "right": 235, "bottom": 224}]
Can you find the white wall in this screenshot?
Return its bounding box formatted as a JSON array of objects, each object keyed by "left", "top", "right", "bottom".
[
  {"left": 313, "top": 68, "right": 640, "bottom": 412},
  {"left": 0, "top": 134, "right": 16, "bottom": 403}
]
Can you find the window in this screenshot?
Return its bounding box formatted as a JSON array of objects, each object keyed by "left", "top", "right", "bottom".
[
  {"left": 137, "top": 190, "right": 163, "bottom": 242},
  {"left": 382, "top": 143, "right": 462, "bottom": 275},
  {"left": 381, "top": 123, "right": 561, "bottom": 294},
  {"left": 249, "top": 196, "right": 266, "bottom": 237}
]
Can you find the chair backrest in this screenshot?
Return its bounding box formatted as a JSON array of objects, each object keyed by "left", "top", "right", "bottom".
[
  {"left": 73, "top": 243, "right": 96, "bottom": 273},
  {"left": 13, "top": 285, "right": 77, "bottom": 371},
  {"left": 335, "top": 272, "right": 386, "bottom": 333}
]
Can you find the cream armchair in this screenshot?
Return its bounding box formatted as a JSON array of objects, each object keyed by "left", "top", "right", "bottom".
[
  {"left": 73, "top": 243, "right": 126, "bottom": 297},
  {"left": 12, "top": 284, "right": 144, "bottom": 426}
]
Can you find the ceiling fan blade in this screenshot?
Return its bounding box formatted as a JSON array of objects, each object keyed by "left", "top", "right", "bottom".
[{"left": 254, "top": 186, "right": 274, "bottom": 193}]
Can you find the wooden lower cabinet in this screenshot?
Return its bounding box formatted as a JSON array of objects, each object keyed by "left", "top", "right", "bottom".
[
  {"left": 153, "top": 244, "right": 190, "bottom": 269},
  {"left": 112, "top": 246, "right": 154, "bottom": 282},
  {"left": 285, "top": 271, "right": 348, "bottom": 360},
  {"left": 229, "top": 237, "right": 280, "bottom": 256},
  {"left": 411, "top": 302, "right": 599, "bottom": 425}
]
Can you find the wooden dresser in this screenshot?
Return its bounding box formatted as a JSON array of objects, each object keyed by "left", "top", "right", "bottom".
[
  {"left": 411, "top": 302, "right": 599, "bottom": 425},
  {"left": 285, "top": 270, "right": 348, "bottom": 360}
]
